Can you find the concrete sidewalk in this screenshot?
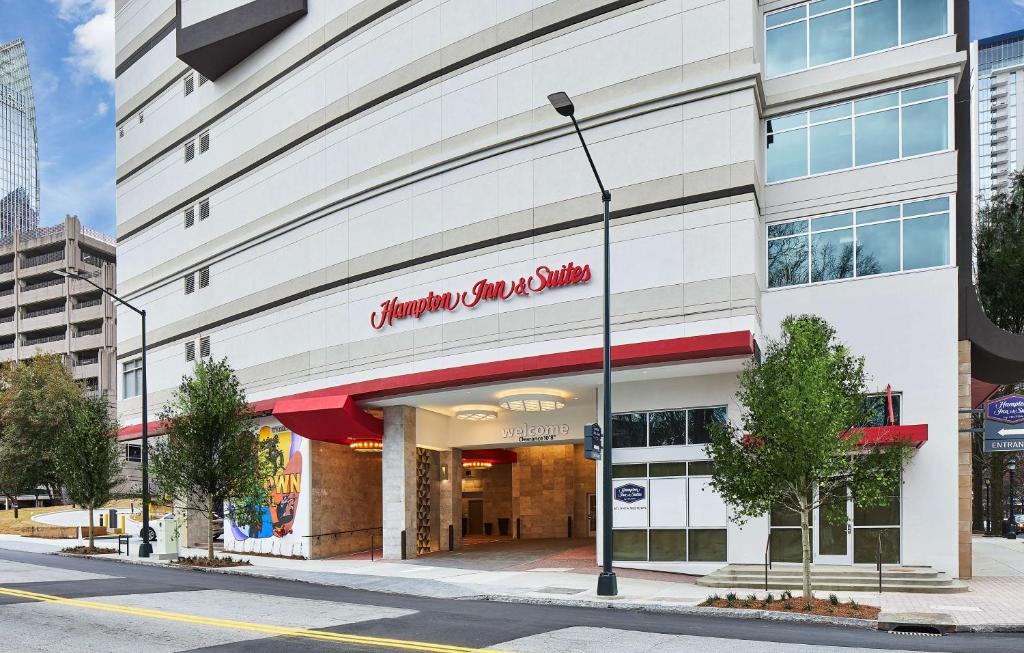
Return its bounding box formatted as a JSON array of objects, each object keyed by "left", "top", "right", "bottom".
[{"left": 3, "top": 533, "right": 1024, "bottom": 631}]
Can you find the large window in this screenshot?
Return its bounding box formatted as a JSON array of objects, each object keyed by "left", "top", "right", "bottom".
[
  {"left": 767, "top": 196, "right": 951, "bottom": 288},
  {"left": 765, "top": 0, "right": 949, "bottom": 78},
  {"left": 612, "top": 460, "right": 727, "bottom": 563},
  {"left": 612, "top": 406, "right": 727, "bottom": 448},
  {"left": 767, "top": 81, "right": 949, "bottom": 182},
  {"left": 122, "top": 358, "right": 143, "bottom": 399}
]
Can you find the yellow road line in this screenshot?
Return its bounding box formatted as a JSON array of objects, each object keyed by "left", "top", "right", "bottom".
[{"left": 0, "top": 586, "right": 509, "bottom": 653}]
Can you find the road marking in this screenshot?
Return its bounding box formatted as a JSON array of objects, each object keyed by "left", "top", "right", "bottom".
[{"left": 0, "top": 586, "right": 508, "bottom": 652}]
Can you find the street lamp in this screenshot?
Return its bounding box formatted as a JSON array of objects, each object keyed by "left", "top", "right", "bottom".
[
  {"left": 54, "top": 268, "right": 152, "bottom": 557},
  {"left": 985, "top": 478, "right": 991, "bottom": 536},
  {"left": 548, "top": 91, "right": 617, "bottom": 597},
  {"left": 1008, "top": 459, "right": 1017, "bottom": 539}
]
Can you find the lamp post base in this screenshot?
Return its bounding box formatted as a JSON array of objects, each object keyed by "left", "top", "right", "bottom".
[
  {"left": 597, "top": 571, "right": 618, "bottom": 596},
  {"left": 138, "top": 541, "right": 153, "bottom": 557}
]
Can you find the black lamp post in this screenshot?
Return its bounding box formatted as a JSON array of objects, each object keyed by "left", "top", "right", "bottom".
[
  {"left": 55, "top": 268, "right": 152, "bottom": 557},
  {"left": 547, "top": 91, "right": 617, "bottom": 597},
  {"left": 1009, "top": 459, "right": 1018, "bottom": 539},
  {"left": 985, "top": 478, "right": 991, "bottom": 536}
]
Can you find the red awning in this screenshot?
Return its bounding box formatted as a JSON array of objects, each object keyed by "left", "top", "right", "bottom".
[
  {"left": 272, "top": 394, "right": 382, "bottom": 445},
  {"left": 855, "top": 424, "right": 928, "bottom": 448}
]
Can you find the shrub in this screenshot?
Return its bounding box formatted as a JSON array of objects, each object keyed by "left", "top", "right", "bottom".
[
  {"left": 829, "top": 593, "right": 839, "bottom": 606},
  {"left": 763, "top": 593, "right": 775, "bottom": 604},
  {"left": 782, "top": 600, "right": 793, "bottom": 610},
  {"left": 781, "top": 590, "right": 793, "bottom": 600},
  {"left": 725, "top": 592, "right": 738, "bottom": 602}
]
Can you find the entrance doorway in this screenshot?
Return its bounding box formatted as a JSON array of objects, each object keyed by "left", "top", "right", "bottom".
[
  {"left": 587, "top": 493, "right": 597, "bottom": 536},
  {"left": 815, "top": 488, "right": 853, "bottom": 565},
  {"left": 467, "top": 499, "right": 484, "bottom": 535}
]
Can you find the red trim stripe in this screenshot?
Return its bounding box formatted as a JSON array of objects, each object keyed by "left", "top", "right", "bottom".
[{"left": 118, "top": 330, "right": 754, "bottom": 438}]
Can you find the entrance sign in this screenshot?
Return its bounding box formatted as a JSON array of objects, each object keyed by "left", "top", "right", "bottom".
[
  {"left": 612, "top": 480, "right": 648, "bottom": 527},
  {"left": 984, "top": 394, "right": 1024, "bottom": 453},
  {"left": 501, "top": 423, "right": 570, "bottom": 443},
  {"left": 370, "top": 261, "right": 591, "bottom": 330}
]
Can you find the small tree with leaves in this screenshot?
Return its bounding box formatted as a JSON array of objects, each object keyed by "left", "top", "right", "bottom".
[
  {"left": 707, "top": 315, "right": 911, "bottom": 600},
  {"left": 977, "top": 170, "right": 1024, "bottom": 335},
  {"left": 55, "top": 394, "right": 122, "bottom": 549},
  {"left": 0, "top": 355, "right": 82, "bottom": 517},
  {"left": 150, "top": 358, "right": 271, "bottom": 560}
]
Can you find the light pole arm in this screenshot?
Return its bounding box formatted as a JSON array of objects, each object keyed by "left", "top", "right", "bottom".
[
  {"left": 568, "top": 115, "right": 611, "bottom": 201},
  {"left": 66, "top": 271, "right": 143, "bottom": 317}
]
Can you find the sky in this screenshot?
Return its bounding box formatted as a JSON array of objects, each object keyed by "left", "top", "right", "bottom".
[{"left": 0, "top": 1, "right": 1020, "bottom": 238}]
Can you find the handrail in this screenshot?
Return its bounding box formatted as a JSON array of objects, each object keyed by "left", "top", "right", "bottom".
[
  {"left": 765, "top": 532, "right": 772, "bottom": 591},
  {"left": 877, "top": 531, "right": 883, "bottom": 594},
  {"left": 304, "top": 526, "right": 383, "bottom": 560}
]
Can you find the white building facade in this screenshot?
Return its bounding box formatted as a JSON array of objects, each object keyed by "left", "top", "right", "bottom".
[{"left": 115, "top": 0, "right": 978, "bottom": 575}]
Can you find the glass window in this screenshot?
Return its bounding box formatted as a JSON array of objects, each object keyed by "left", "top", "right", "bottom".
[
  {"left": 612, "top": 413, "right": 646, "bottom": 448},
  {"left": 855, "top": 91, "right": 898, "bottom": 114},
  {"left": 811, "top": 228, "right": 855, "bottom": 281},
  {"left": 768, "top": 236, "right": 809, "bottom": 287},
  {"left": 770, "top": 528, "right": 807, "bottom": 562},
  {"left": 122, "top": 358, "right": 142, "bottom": 399},
  {"left": 613, "top": 529, "right": 648, "bottom": 561},
  {"left": 768, "top": 220, "right": 807, "bottom": 238},
  {"left": 650, "top": 529, "right": 687, "bottom": 561},
  {"left": 855, "top": 108, "right": 899, "bottom": 165},
  {"left": 649, "top": 462, "right": 687, "bottom": 477},
  {"left": 613, "top": 464, "right": 648, "bottom": 479},
  {"left": 854, "top": 495, "right": 900, "bottom": 525},
  {"left": 903, "top": 196, "right": 948, "bottom": 216},
  {"left": 902, "top": 99, "right": 947, "bottom": 157},
  {"left": 766, "top": 21, "right": 807, "bottom": 77},
  {"left": 809, "top": 8, "right": 851, "bottom": 66},
  {"left": 771, "top": 503, "right": 812, "bottom": 527},
  {"left": 855, "top": 221, "right": 900, "bottom": 276},
  {"left": 811, "top": 212, "right": 853, "bottom": 231},
  {"left": 767, "top": 128, "right": 808, "bottom": 182},
  {"left": 901, "top": 81, "right": 946, "bottom": 104},
  {"left": 856, "top": 205, "right": 899, "bottom": 224},
  {"left": 689, "top": 529, "right": 727, "bottom": 561},
  {"left": 854, "top": 0, "right": 898, "bottom": 56},
  {"left": 687, "top": 460, "right": 715, "bottom": 476},
  {"left": 809, "top": 118, "right": 852, "bottom": 173},
  {"left": 687, "top": 407, "right": 726, "bottom": 445},
  {"left": 649, "top": 411, "right": 687, "bottom": 446},
  {"left": 901, "top": 0, "right": 947, "bottom": 43},
  {"left": 853, "top": 527, "right": 899, "bottom": 563},
  {"left": 903, "top": 213, "right": 949, "bottom": 269}
]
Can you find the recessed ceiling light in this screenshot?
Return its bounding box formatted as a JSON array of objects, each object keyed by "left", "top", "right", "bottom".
[
  {"left": 496, "top": 389, "right": 568, "bottom": 412},
  {"left": 454, "top": 405, "right": 500, "bottom": 421}
]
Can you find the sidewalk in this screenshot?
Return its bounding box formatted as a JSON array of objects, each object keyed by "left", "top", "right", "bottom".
[{"left": 3, "top": 534, "right": 1023, "bottom": 631}]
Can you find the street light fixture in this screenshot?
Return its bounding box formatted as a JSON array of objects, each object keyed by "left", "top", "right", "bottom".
[
  {"left": 1008, "top": 458, "right": 1018, "bottom": 539},
  {"left": 54, "top": 268, "right": 152, "bottom": 557},
  {"left": 547, "top": 91, "right": 617, "bottom": 597}
]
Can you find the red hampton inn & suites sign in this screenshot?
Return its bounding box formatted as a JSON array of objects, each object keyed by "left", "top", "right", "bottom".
[{"left": 370, "top": 262, "right": 592, "bottom": 330}]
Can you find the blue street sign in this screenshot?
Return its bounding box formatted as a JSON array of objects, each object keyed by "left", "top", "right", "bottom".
[{"left": 984, "top": 394, "right": 1024, "bottom": 453}]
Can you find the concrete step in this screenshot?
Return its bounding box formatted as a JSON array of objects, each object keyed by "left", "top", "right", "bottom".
[
  {"left": 696, "top": 564, "right": 968, "bottom": 593},
  {"left": 704, "top": 574, "right": 956, "bottom": 586},
  {"left": 697, "top": 579, "right": 969, "bottom": 593}
]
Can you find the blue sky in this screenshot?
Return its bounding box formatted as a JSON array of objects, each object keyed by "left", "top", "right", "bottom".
[
  {"left": 0, "top": 1, "right": 1020, "bottom": 238},
  {"left": 0, "top": 0, "right": 114, "bottom": 235}
]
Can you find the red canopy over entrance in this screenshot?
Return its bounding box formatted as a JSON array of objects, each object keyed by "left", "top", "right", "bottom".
[{"left": 272, "top": 394, "right": 382, "bottom": 445}]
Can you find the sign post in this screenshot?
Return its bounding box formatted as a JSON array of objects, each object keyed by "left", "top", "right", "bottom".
[{"left": 983, "top": 394, "right": 1024, "bottom": 453}]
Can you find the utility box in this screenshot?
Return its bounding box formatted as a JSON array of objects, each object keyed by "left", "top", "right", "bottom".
[
  {"left": 108, "top": 509, "right": 118, "bottom": 531},
  {"left": 153, "top": 513, "right": 180, "bottom": 560}
]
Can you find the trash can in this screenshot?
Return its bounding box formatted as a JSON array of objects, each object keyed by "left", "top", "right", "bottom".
[
  {"left": 497, "top": 518, "right": 509, "bottom": 536},
  {"left": 153, "top": 513, "right": 180, "bottom": 560},
  {"left": 484, "top": 522, "right": 493, "bottom": 536}
]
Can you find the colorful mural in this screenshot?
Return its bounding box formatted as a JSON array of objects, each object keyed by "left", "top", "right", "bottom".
[{"left": 228, "top": 424, "right": 305, "bottom": 552}]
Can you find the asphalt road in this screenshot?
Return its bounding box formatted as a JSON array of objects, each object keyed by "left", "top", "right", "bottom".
[{"left": 0, "top": 548, "right": 1021, "bottom": 652}]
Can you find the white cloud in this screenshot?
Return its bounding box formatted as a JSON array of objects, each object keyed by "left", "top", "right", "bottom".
[
  {"left": 54, "top": 0, "right": 115, "bottom": 86},
  {"left": 96, "top": 101, "right": 108, "bottom": 117}
]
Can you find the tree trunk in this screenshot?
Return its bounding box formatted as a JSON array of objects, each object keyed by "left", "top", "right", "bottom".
[
  {"left": 12, "top": 500, "right": 18, "bottom": 520},
  {"left": 799, "top": 495, "right": 812, "bottom": 601},
  {"left": 87, "top": 507, "right": 95, "bottom": 549},
  {"left": 207, "top": 494, "right": 215, "bottom": 561}
]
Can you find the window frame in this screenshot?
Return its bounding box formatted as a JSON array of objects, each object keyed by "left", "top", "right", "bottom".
[
  {"left": 125, "top": 443, "right": 142, "bottom": 463},
  {"left": 611, "top": 405, "right": 728, "bottom": 448},
  {"left": 766, "top": 80, "right": 952, "bottom": 184},
  {"left": 121, "top": 358, "right": 142, "bottom": 399},
  {"left": 764, "top": 0, "right": 951, "bottom": 80},
  {"left": 766, "top": 195, "right": 954, "bottom": 290}
]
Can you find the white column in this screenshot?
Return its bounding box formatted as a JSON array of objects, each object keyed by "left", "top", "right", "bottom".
[{"left": 382, "top": 406, "right": 416, "bottom": 559}]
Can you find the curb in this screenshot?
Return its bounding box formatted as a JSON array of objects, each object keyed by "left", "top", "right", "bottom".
[{"left": 48, "top": 551, "right": 1024, "bottom": 633}]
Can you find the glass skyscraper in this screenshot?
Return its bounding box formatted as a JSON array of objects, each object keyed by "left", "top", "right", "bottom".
[{"left": 0, "top": 38, "right": 40, "bottom": 238}]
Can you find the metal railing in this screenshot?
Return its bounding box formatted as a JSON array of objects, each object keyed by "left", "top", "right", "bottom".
[
  {"left": 81, "top": 225, "right": 116, "bottom": 245},
  {"left": 19, "top": 225, "right": 63, "bottom": 241},
  {"left": 23, "top": 304, "right": 65, "bottom": 319},
  {"left": 304, "top": 526, "right": 383, "bottom": 560},
  {"left": 23, "top": 333, "right": 65, "bottom": 346},
  {"left": 74, "top": 298, "right": 102, "bottom": 309},
  {"left": 0, "top": 341, "right": 13, "bottom": 350},
  {"left": 764, "top": 532, "right": 772, "bottom": 591},
  {"left": 23, "top": 277, "right": 63, "bottom": 292},
  {"left": 0, "top": 261, "right": 13, "bottom": 274},
  {"left": 0, "top": 287, "right": 15, "bottom": 297},
  {"left": 22, "top": 249, "right": 64, "bottom": 269},
  {"left": 0, "top": 313, "right": 13, "bottom": 324},
  {"left": 76, "top": 327, "right": 102, "bottom": 337},
  {"left": 75, "top": 357, "right": 98, "bottom": 366}
]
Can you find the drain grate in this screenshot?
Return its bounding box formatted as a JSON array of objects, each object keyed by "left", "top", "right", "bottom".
[{"left": 887, "top": 626, "right": 944, "bottom": 637}]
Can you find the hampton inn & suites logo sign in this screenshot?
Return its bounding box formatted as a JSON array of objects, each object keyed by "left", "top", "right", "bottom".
[{"left": 370, "top": 262, "right": 591, "bottom": 330}]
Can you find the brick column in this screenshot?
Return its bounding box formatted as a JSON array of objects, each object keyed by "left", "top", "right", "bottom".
[
  {"left": 439, "top": 449, "right": 463, "bottom": 551},
  {"left": 382, "top": 406, "right": 416, "bottom": 560},
  {"left": 958, "top": 340, "right": 973, "bottom": 579}
]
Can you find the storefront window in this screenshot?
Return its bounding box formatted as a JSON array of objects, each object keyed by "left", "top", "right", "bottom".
[
  {"left": 764, "top": 0, "right": 948, "bottom": 78},
  {"left": 613, "top": 463, "right": 648, "bottom": 479},
  {"left": 854, "top": 527, "right": 899, "bottom": 563},
  {"left": 687, "top": 407, "right": 726, "bottom": 445},
  {"left": 649, "top": 410, "right": 687, "bottom": 446},
  {"left": 611, "top": 407, "right": 728, "bottom": 448},
  {"left": 770, "top": 528, "right": 807, "bottom": 563},
  {"left": 767, "top": 197, "right": 951, "bottom": 288},
  {"left": 613, "top": 529, "right": 647, "bottom": 561},
  {"left": 612, "top": 413, "right": 647, "bottom": 448},
  {"left": 689, "top": 529, "right": 728, "bottom": 561},
  {"left": 854, "top": 495, "right": 900, "bottom": 526},
  {"left": 767, "top": 82, "right": 950, "bottom": 182},
  {"left": 687, "top": 460, "right": 715, "bottom": 476},
  {"left": 649, "top": 462, "right": 687, "bottom": 477},
  {"left": 862, "top": 392, "right": 902, "bottom": 426},
  {"left": 650, "top": 529, "right": 687, "bottom": 561}
]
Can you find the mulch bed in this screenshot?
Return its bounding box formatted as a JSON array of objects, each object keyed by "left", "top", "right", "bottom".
[
  {"left": 171, "top": 555, "right": 252, "bottom": 568},
  {"left": 699, "top": 593, "right": 880, "bottom": 619},
  {"left": 60, "top": 546, "right": 117, "bottom": 555}
]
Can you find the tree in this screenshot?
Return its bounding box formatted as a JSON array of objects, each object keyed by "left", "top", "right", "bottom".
[
  {"left": 707, "top": 315, "right": 912, "bottom": 600},
  {"left": 0, "top": 355, "right": 81, "bottom": 518},
  {"left": 55, "top": 394, "right": 122, "bottom": 549},
  {"left": 977, "top": 170, "right": 1024, "bottom": 335},
  {"left": 150, "top": 358, "right": 271, "bottom": 560}
]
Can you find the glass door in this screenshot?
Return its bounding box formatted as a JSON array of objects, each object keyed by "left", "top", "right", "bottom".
[
  {"left": 814, "top": 487, "right": 853, "bottom": 565},
  {"left": 587, "top": 493, "right": 597, "bottom": 536}
]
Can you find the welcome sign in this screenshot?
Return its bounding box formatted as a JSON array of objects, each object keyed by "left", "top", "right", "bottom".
[{"left": 370, "top": 261, "right": 591, "bottom": 330}]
